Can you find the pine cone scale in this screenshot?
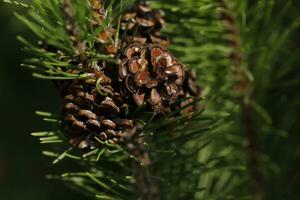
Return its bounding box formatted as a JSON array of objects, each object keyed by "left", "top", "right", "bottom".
[
  {"left": 120, "top": 3, "right": 169, "bottom": 47},
  {"left": 118, "top": 43, "right": 191, "bottom": 113}
]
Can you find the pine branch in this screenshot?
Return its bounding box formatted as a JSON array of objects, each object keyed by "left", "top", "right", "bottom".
[
  {"left": 218, "top": 1, "right": 264, "bottom": 199},
  {"left": 62, "top": 0, "right": 88, "bottom": 71},
  {"left": 125, "top": 124, "right": 160, "bottom": 200},
  {"left": 14, "top": 0, "right": 299, "bottom": 199},
  {"left": 63, "top": 0, "right": 82, "bottom": 52}
]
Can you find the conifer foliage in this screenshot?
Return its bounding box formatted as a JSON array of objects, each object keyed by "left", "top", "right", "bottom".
[{"left": 6, "top": 0, "right": 300, "bottom": 199}]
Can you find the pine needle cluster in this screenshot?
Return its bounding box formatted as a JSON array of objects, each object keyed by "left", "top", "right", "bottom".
[{"left": 4, "top": 0, "right": 300, "bottom": 199}]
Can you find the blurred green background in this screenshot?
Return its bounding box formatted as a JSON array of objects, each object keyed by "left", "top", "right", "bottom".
[
  {"left": 1, "top": 1, "right": 300, "bottom": 200},
  {"left": 0, "top": 3, "right": 82, "bottom": 200}
]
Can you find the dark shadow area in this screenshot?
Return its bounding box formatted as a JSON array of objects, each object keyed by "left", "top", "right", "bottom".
[{"left": 0, "top": 3, "right": 83, "bottom": 200}]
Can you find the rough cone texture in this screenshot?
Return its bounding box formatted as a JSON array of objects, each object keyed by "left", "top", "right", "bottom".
[
  {"left": 60, "top": 44, "right": 201, "bottom": 148},
  {"left": 117, "top": 43, "right": 200, "bottom": 114},
  {"left": 57, "top": 2, "right": 201, "bottom": 149},
  {"left": 120, "top": 2, "right": 169, "bottom": 47},
  {"left": 62, "top": 75, "right": 133, "bottom": 149}
]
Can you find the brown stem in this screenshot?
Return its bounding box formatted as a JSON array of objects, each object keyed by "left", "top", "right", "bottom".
[
  {"left": 218, "top": 1, "right": 264, "bottom": 199},
  {"left": 63, "top": 0, "right": 88, "bottom": 67},
  {"left": 63, "top": 0, "right": 81, "bottom": 50},
  {"left": 124, "top": 124, "right": 160, "bottom": 200},
  {"left": 241, "top": 102, "right": 264, "bottom": 200},
  {"left": 89, "top": 0, "right": 118, "bottom": 53}
]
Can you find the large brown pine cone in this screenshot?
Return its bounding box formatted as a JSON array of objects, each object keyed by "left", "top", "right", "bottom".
[
  {"left": 62, "top": 75, "right": 133, "bottom": 149},
  {"left": 120, "top": 2, "right": 169, "bottom": 47},
  {"left": 117, "top": 43, "right": 188, "bottom": 113}
]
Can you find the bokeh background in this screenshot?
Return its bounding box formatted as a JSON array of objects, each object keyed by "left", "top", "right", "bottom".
[
  {"left": 1, "top": 1, "right": 300, "bottom": 200},
  {"left": 0, "top": 3, "right": 81, "bottom": 200}
]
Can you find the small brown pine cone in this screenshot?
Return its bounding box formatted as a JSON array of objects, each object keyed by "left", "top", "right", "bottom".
[
  {"left": 120, "top": 2, "right": 169, "bottom": 47},
  {"left": 117, "top": 43, "right": 186, "bottom": 114},
  {"left": 62, "top": 78, "right": 133, "bottom": 149}
]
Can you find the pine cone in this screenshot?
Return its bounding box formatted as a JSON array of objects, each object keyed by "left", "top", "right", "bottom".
[
  {"left": 117, "top": 43, "right": 186, "bottom": 113},
  {"left": 120, "top": 2, "right": 169, "bottom": 47},
  {"left": 56, "top": 2, "right": 201, "bottom": 149},
  {"left": 62, "top": 77, "right": 133, "bottom": 149}
]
